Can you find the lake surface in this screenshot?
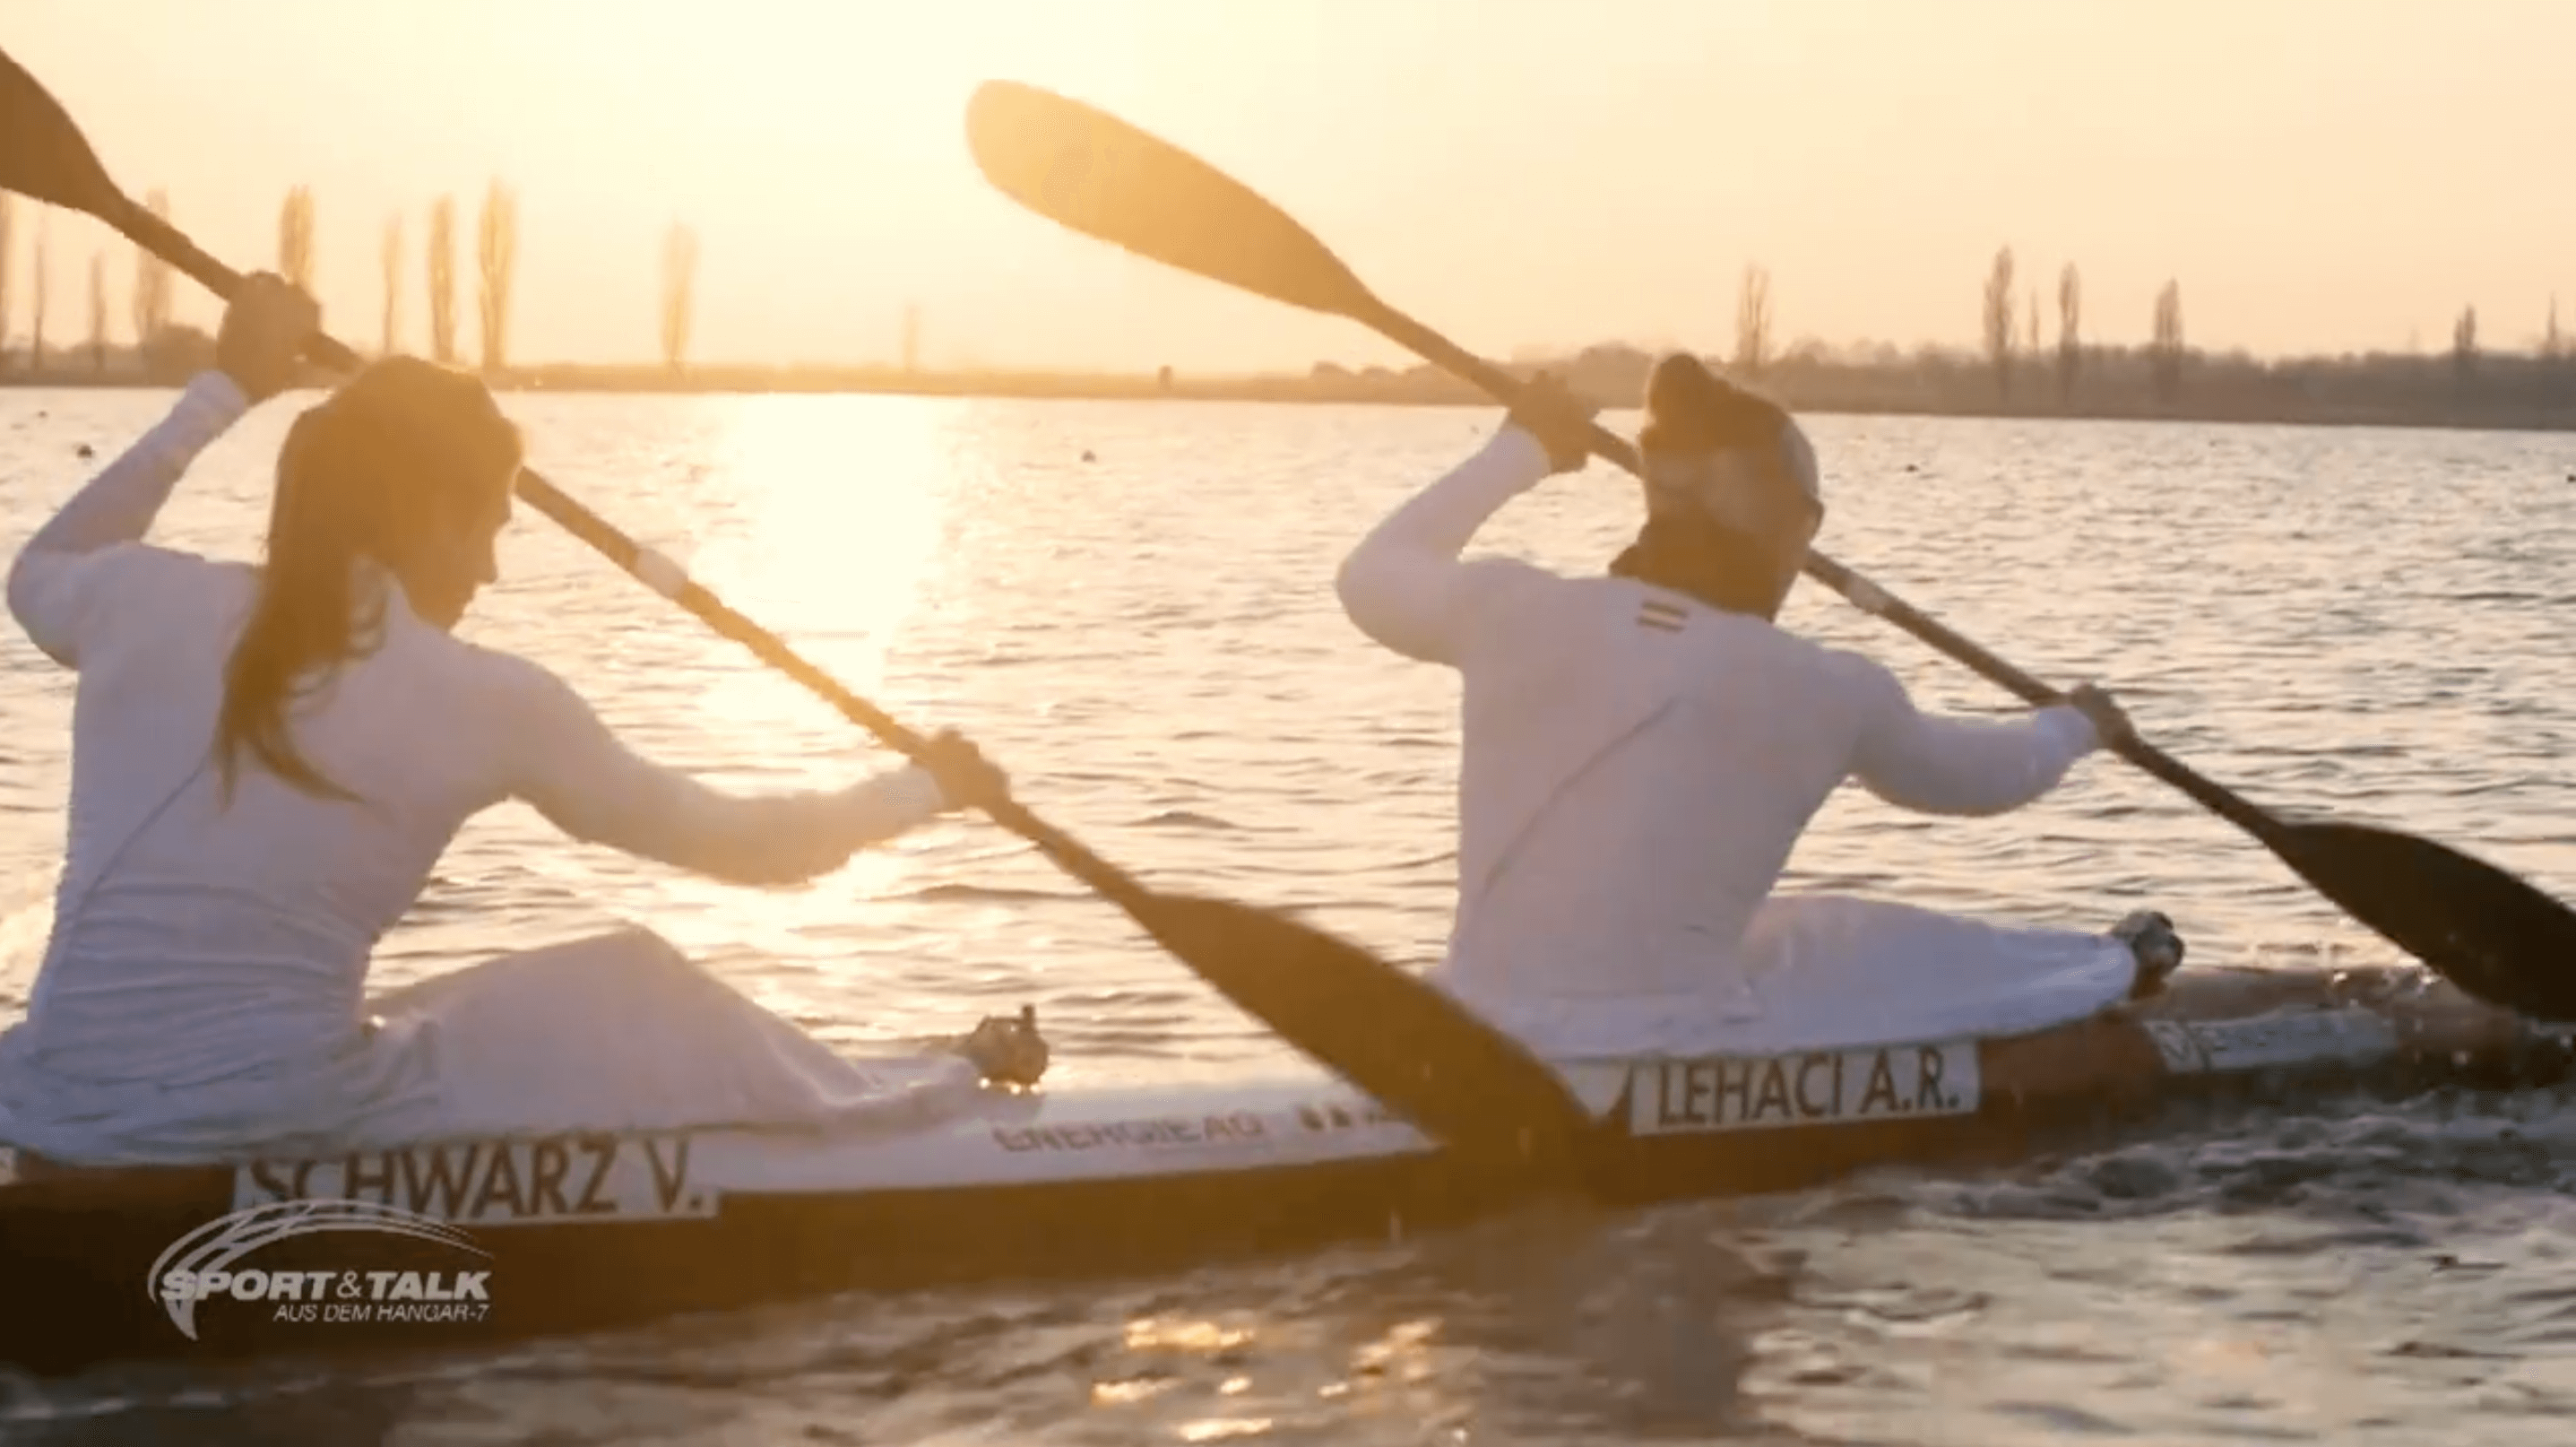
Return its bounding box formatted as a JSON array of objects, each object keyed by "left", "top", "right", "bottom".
[{"left": 2, "top": 386, "right": 2571, "bottom": 1443}]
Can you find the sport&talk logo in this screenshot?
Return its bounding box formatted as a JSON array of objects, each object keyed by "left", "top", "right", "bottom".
[{"left": 149, "top": 1199, "right": 494, "bottom": 1340}]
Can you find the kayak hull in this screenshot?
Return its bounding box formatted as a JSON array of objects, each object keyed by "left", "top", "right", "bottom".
[{"left": 3, "top": 963, "right": 2569, "bottom": 1375}]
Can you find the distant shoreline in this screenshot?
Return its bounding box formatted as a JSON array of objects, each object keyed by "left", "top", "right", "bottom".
[{"left": 5, "top": 356, "right": 2572, "bottom": 437}]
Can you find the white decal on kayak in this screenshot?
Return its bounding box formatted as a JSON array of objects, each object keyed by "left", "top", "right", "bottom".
[
  {"left": 990, "top": 1111, "right": 1270, "bottom": 1154},
  {"left": 2153, "top": 1009, "right": 2398, "bottom": 1075},
  {"left": 151, "top": 1200, "right": 493, "bottom": 1341},
  {"left": 1631, "top": 1042, "right": 1981, "bottom": 1136},
  {"left": 230, "top": 1132, "right": 711, "bottom": 1225},
  {"left": 2142, "top": 1019, "right": 2210, "bottom": 1074}
]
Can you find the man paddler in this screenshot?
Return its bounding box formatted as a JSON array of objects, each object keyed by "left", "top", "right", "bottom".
[{"left": 1333, "top": 352, "right": 2183, "bottom": 1059}]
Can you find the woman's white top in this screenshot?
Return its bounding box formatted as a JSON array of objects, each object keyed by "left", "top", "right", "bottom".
[{"left": 0, "top": 374, "right": 966, "bottom": 1164}]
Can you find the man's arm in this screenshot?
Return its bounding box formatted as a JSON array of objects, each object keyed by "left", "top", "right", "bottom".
[
  {"left": 1848, "top": 657, "right": 2101, "bottom": 817},
  {"left": 1334, "top": 424, "right": 1562, "bottom": 665}
]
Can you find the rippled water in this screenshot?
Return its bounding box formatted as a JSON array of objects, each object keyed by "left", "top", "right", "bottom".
[{"left": 2, "top": 386, "right": 2572, "bottom": 1443}]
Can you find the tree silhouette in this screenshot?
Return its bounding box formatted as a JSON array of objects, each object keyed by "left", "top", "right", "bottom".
[
  {"left": 476, "top": 179, "right": 518, "bottom": 374},
  {"left": 380, "top": 212, "right": 403, "bottom": 357},
  {"left": 85, "top": 250, "right": 107, "bottom": 372},
  {"left": 131, "top": 189, "right": 174, "bottom": 362},
  {"left": 0, "top": 195, "right": 15, "bottom": 377},
  {"left": 277, "top": 185, "right": 315, "bottom": 291},
  {"left": 660, "top": 221, "right": 698, "bottom": 375},
  {"left": 427, "top": 195, "right": 457, "bottom": 364},
  {"left": 2055, "top": 263, "right": 2081, "bottom": 407},
  {"left": 2451, "top": 304, "right": 2478, "bottom": 393},
  {"left": 2546, "top": 295, "right": 2565, "bottom": 401},
  {"left": 1734, "top": 263, "right": 1772, "bottom": 376},
  {"left": 2151, "top": 280, "right": 2185, "bottom": 403},
  {"left": 2024, "top": 282, "right": 2041, "bottom": 389},
  {"left": 1981, "top": 247, "right": 2016, "bottom": 401},
  {"left": 30, "top": 209, "right": 48, "bottom": 373}
]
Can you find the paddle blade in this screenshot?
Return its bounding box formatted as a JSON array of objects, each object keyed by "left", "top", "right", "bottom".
[
  {"left": 0, "top": 47, "right": 131, "bottom": 220},
  {"left": 965, "top": 80, "right": 1379, "bottom": 322},
  {"left": 1132, "top": 891, "right": 1594, "bottom": 1165},
  {"left": 2276, "top": 820, "right": 2576, "bottom": 1021}
]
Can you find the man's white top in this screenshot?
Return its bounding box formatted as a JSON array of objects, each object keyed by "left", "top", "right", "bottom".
[
  {"left": 1336, "top": 425, "right": 2133, "bottom": 1057},
  {"left": 0, "top": 374, "right": 963, "bottom": 1164}
]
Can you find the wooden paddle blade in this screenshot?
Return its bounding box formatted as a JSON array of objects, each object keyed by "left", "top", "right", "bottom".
[
  {"left": 965, "top": 80, "right": 1379, "bottom": 322},
  {"left": 1131, "top": 891, "right": 1594, "bottom": 1165},
  {"left": 0, "top": 47, "right": 130, "bottom": 219},
  {"left": 2276, "top": 820, "right": 2576, "bottom": 1021}
]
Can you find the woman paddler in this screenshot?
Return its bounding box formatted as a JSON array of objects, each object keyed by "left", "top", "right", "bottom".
[{"left": 1, "top": 276, "right": 1033, "bottom": 1173}]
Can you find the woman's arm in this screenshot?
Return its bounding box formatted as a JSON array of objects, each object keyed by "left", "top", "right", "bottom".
[
  {"left": 5, "top": 371, "right": 249, "bottom": 665},
  {"left": 8, "top": 275, "right": 313, "bottom": 667},
  {"left": 495, "top": 654, "right": 968, "bottom": 888}
]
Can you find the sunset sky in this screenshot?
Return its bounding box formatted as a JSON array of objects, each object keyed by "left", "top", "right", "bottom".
[{"left": 4, "top": 1, "right": 2570, "bottom": 374}]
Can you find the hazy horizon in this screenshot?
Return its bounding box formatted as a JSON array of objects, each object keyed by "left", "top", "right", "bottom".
[{"left": 4, "top": 1, "right": 2571, "bottom": 375}]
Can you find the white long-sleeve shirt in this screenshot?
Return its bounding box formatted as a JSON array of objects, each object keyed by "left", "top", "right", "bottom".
[
  {"left": 1336, "top": 425, "right": 2101, "bottom": 1028},
  {"left": 0, "top": 374, "right": 955, "bottom": 1160}
]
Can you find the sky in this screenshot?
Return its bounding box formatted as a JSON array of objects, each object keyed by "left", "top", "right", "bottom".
[{"left": 2, "top": 1, "right": 2570, "bottom": 374}]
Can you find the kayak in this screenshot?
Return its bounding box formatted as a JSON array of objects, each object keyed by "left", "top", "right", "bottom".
[{"left": 2, "top": 959, "right": 2569, "bottom": 1376}]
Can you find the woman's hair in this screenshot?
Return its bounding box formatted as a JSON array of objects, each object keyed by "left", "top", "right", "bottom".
[{"left": 213, "top": 356, "right": 523, "bottom": 801}]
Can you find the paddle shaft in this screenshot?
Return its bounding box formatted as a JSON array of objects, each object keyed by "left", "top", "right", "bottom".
[
  {"left": 107, "top": 200, "right": 1153, "bottom": 906},
  {"left": 1359, "top": 300, "right": 2290, "bottom": 845}
]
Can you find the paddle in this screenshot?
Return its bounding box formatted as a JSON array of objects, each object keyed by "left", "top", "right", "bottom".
[
  {"left": 964, "top": 78, "right": 2576, "bottom": 1025},
  {"left": 0, "top": 47, "right": 1601, "bottom": 1166}
]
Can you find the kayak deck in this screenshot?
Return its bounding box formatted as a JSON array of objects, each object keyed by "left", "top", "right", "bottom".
[{"left": 2, "top": 963, "right": 2569, "bottom": 1376}]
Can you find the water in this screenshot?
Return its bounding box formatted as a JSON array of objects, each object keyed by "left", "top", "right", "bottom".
[{"left": 1, "top": 387, "right": 2572, "bottom": 1443}]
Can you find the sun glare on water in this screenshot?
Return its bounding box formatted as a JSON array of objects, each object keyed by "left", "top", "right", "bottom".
[
  {"left": 692, "top": 393, "right": 955, "bottom": 704},
  {"left": 624, "top": 394, "right": 970, "bottom": 968}
]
